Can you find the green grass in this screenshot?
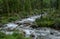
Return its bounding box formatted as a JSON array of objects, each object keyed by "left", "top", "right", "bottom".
[
  {"left": 36, "top": 13, "right": 55, "bottom": 27},
  {"left": 0, "top": 32, "right": 30, "bottom": 39}
]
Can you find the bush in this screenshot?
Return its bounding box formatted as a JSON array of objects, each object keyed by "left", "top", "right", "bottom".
[
  {"left": 36, "top": 17, "right": 55, "bottom": 27},
  {"left": 0, "top": 32, "right": 6, "bottom": 39}
]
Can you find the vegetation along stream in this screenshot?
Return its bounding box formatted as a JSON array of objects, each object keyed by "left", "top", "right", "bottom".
[{"left": 0, "top": 0, "right": 60, "bottom": 39}]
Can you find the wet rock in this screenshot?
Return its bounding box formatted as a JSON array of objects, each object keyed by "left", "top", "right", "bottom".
[
  {"left": 15, "top": 21, "right": 22, "bottom": 26},
  {"left": 53, "top": 23, "right": 60, "bottom": 30},
  {"left": 50, "top": 32, "right": 54, "bottom": 35},
  {"left": 30, "top": 24, "right": 38, "bottom": 29},
  {"left": 30, "top": 34, "right": 35, "bottom": 39},
  {"left": 30, "top": 34, "right": 35, "bottom": 37},
  {"left": 23, "top": 23, "right": 31, "bottom": 26}
]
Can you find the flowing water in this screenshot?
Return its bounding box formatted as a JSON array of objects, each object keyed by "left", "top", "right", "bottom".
[{"left": 1, "top": 13, "right": 60, "bottom": 39}]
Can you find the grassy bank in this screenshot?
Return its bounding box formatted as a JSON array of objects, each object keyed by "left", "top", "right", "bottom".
[
  {"left": 0, "top": 31, "right": 31, "bottom": 39},
  {"left": 36, "top": 12, "right": 60, "bottom": 29}
]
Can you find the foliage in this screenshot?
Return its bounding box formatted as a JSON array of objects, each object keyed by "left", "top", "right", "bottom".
[
  {"left": 36, "top": 17, "right": 54, "bottom": 27},
  {"left": 0, "top": 0, "right": 60, "bottom": 28},
  {"left": 0, "top": 32, "right": 30, "bottom": 39}
]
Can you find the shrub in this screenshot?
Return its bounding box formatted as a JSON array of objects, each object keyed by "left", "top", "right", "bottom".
[{"left": 36, "top": 17, "right": 54, "bottom": 27}]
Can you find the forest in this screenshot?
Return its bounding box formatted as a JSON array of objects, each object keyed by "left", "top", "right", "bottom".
[{"left": 0, "top": 0, "right": 60, "bottom": 39}]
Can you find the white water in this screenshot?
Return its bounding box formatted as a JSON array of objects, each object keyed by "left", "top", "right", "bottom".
[
  {"left": 15, "top": 14, "right": 42, "bottom": 24},
  {"left": 1, "top": 13, "right": 60, "bottom": 39}
]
